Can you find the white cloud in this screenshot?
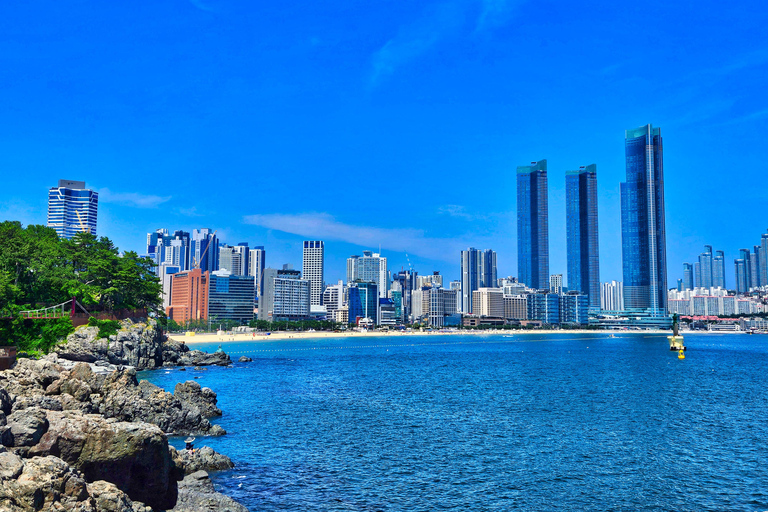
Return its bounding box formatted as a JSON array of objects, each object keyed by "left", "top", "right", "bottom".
[
  {"left": 98, "top": 188, "right": 172, "bottom": 209},
  {"left": 243, "top": 212, "right": 481, "bottom": 263}
]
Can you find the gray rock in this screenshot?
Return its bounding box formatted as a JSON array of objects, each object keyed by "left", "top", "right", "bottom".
[
  {"left": 237, "top": 356, "right": 252, "bottom": 362},
  {"left": 0, "top": 388, "right": 12, "bottom": 415},
  {"left": 180, "top": 350, "right": 231, "bottom": 367},
  {"left": 7, "top": 406, "right": 49, "bottom": 447},
  {"left": 169, "top": 446, "right": 234, "bottom": 474},
  {"left": 10, "top": 395, "right": 63, "bottom": 413},
  {"left": 171, "top": 470, "right": 248, "bottom": 512},
  {"left": 29, "top": 410, "right": 177, "bottom": 511},
  {"left": 174, "top": 381, "right": 222, "bottom": 418}
]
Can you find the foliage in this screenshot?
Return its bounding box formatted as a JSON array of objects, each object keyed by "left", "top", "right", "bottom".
[
  {"left": 87, "top": 317, "right": 122, "bottom": 339},
  {"left": 0, "top": 316, "right": 74, "bottom": 354},
  {"left": 0, "top": 221, "right": 162, "bottom": 314}
]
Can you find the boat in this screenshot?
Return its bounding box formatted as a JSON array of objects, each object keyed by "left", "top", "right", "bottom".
[{"left": 668, "top": 314, "right": 686, "bottom": 351}]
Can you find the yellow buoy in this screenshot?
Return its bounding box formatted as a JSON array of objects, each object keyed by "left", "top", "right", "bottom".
[{"left": 678, "top": 349, "right": 685, "bottom": 360}]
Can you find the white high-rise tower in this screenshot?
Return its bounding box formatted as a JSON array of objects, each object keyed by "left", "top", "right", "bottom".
[{"left": 303, "top": 241, "right": 325, "bottom": 306}]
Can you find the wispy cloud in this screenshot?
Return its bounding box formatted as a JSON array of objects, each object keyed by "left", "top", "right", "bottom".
[
  {"left": 188, "top": 0, "right": 216, "bottom": 12},
  {"left": 243, "top": 212, "right": 485, "bottom": 262},
  {"left": 98, "top": 188, "right": 172, "bottom": 209},
  {"left": 437, "top": 204, "right": 488, "bottom": 221},
  {"left": 177, "top": 206, "right": 205, "bottom": 217}
]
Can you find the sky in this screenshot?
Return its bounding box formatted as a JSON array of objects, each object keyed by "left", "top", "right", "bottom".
[{"left": 1, "top": 0, "right": 767, "bottom": 287}]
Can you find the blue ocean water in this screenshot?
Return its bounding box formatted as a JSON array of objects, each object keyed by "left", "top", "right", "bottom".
[{"left": 142, "top": 333, "right": 768, "bottom": 511}]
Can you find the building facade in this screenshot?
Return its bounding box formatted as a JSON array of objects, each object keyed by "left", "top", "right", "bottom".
[
  {"left": 191, "top": 229, "right": 219, "bottom": 273},
  {"left": 527, "top": 292, "right": 560, "bottom": 324},
  {"left": 471, "top": 288, "right": 505, "bottom": 318},
  {"left": 560, "top": 292, "right": 589, "bottom": 325},
  {"left": 347, "top": 251, "right": 387, "bottom": 298},
  {"left": 207, "top": 270, "right": 255, "bottom": 324},
  {"left": 302, "top": 240, "right": 325, "bottom": 307},
  {"left": 565, "top": 164, "right": 600, "bottom": 309},
  {"left": 47, "top": 180, "right": 98, "bottom": 239},
  {"left": 348, "top": 282, "right": 378, "bottom": 325},
  {"left": 517, "top": 160, "right": 549, "bottom": 290},
  {"left": 621, "top": 124, "right": 667, "bottom": 316},
  {"left": 258, "top": 267, "right": 311, "bottom": 321},
  {"left": 460, "top": 248, "right": 497, "bottom": 314},
  {"left": 166, "top": 269, "right": 209, "bottom": 324},
  {"left": 600, "top": 280, "right": 624, "bottom": 311},
  {"left": 249, "top": 246, "right": 266, "bottom": 298},
  {"left": 682, "top": 262, "right": 694, "bottom": 290}
]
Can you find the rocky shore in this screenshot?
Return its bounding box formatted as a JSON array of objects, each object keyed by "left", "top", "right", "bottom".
[{"left": 0, "top": 319, "right": 247, "bottom": 512}]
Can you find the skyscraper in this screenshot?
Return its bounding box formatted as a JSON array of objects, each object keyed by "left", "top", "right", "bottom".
[
  {"left": 713, "top": 250, "right": 725, "bottom": 289},
  {"left": 346, "top": 251, "right": 387, "bottom": 298},
  {"left": 47, "top": 180, "right": 98, "bottom": 239},
  {"left": 191, "top": 229, "right": 219, "bottom": 273},
  {"left": 549, "top": 274, "right": 563, "bottom": 294},
  {"left": 682, "top": 263, "right": 694, "bottom": 290},
  {"left": 302, "top": 241, "right": 325, "bottom": 307},
  {"left": 565, "top": 164, "right": 600, "bottom": 309},
  {"left": 620, "top": 124, "right": 667, "bottom": 315},
  {"left": 517, "top": 159, "right": 549, "bottom": 290},
  {"left": 219, "top": 244, "right": 250, "bottom": 276},
  {"left": 698, "top": 245, "right": 713, "bottom": 289},
  {"left": 738, "top": 249, "right": 752, "bottom": 291},
  {"left": 735, "top": 259, "right": 749, "bottom": 294},
  {"left": 249, "top": 246, "right": 266, "bottom": 298},
  {"left": 460, "top": 248, "right": 497, "bottom": 313}
]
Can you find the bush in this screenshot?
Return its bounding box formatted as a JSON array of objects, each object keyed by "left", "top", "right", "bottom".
[
  {"left": 87, "top": 317, "right": 122, "bottom": 339},
  {"left": 0, "top": 316, "right": 74, "bottom": 354}
]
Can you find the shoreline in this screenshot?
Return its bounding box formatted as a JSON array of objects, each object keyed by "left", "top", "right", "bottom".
[{"left": 168, "top": 328, "right": 708, "bottom": 345}]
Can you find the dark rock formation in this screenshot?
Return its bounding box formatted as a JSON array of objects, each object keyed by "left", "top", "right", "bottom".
[
  {"left": 237, "top": 356, "right": 252, "bottom": 362},
  {"left": 169, "top": 446, "right": 234, "bottom": 474},
  {"left": 172, "top": 471, "right": 248, "bottom": 512},
  {"left": 180, "top": 350, "right": 231, "bottom": 367},
  {"left": 174, "top": 381, "right": 222, "bottom": 418},
  {"left": 6, "top": 406, "right": 49, "bottom": 447}
]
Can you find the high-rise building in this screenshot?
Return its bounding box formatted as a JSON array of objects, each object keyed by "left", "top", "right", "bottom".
[
  {"left": 549, "top": 274, "right": 563, "bottom": 294},
  {"left": 527, "top": 291, "right": 560, "bottom": 324},
  {"left": 698, "top": 245, "right": 713, "bottom": 289},
  {"left": 219, "top": 245, "right": 247, "bottom": 276},
  {"left": 207, "top": 270, "right": 255, "bottom": 324},
  {"left": 416, "top": 271, "right": 444, "bottom": 289},
  {"left": 472, "top": 288, "right": 505, "bottom": 318},
  {"left": 460, "top": 248, "right": 497, "bottom": 314},
  {"left": 735, "top": 259, "right": 749, "bottom": 294},
  {"left": 47, "top": 180, "right": 98, "bottom": 239},
  {"left": 753, "top": 245, "right": 762, "bottom": 288},
  {"left": 713, "top": 250, "right": 726, "bottom": 289},
  {"left": 621, "top": 124, "right": 667, "bottom": 316},
  {"left": 600, "top": 281, "right": 624, "bottom": 311},
  {"left": 565, "top": 164, "right": 600, "bottom": 309},
  {"left": 249, "top": 246, "right": 266, "bottom": 298},
  {"left": 392, "top": 270, "right": 417, "bottom": 323},
  {"left": 682, "top": 263, "right": 694, "bottom": 290},
  {"left": 166, "top": 269, "right": 209, "bottom": 325},
  {"left": 738, "top": 249, "right": 752, "bottom": 291},
  {"left": 348, "top": 282, "right": 378, "bottom": 324},
  {"left": 503, "top": 296, "right": 528, "bottom": 321},
  {"left": 302, "top": 241, "right": 325, "bottom": 306},
  {"left": 517, "top": 159, "right": 549, "bottom": 290},
  {"left": 191, "top": 229, "right": 219, "bottom": 273},
  {"left": 147, "top": 229, "right": 191, "bottom": 274},
  {"left": 346, "top": 251, "right": 387, "bottom": 298},
  {"left": 560, "top": 292, "right": 589, "bottom": 325},
  {"left": 322, "top": 280, "right": 345, "bottom": 320},
  {"left": 761, "top": 233, "right": 768, "bottom": 287},
  {"left": 258, "top": 267, "right": 310, "bottom": 321}
]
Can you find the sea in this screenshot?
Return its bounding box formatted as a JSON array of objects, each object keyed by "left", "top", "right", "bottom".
[{"left": 141, "top": 332, "right": 768, "bottom": 511}]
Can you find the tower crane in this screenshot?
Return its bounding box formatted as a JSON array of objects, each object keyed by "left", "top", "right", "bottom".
[{"left": 192, "top": 231, "right": 217, "bottom": 269}]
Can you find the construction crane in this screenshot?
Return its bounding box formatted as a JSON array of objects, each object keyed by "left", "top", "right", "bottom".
[
  {"left": 192, "top": 230, "right": 217, "bottom": 269},
  {"left": 74, "top": 210, "right": 92, "bottom": 235}
]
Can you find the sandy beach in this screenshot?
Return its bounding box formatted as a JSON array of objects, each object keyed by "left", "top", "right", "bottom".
[{"left": 169, "top": 328, "right": 682, "bottom": 345}]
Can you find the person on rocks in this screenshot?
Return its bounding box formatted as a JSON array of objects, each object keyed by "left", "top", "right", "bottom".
[{"left": 185, "top": 436, "right": 196, "bottom": 452}]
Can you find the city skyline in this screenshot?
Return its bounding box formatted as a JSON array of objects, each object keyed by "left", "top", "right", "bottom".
[{"left": 2, "top": 2, "right": 767, "bottom": 285}]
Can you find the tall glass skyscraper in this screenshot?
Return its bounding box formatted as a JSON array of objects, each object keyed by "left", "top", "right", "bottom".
[
  {"left": 565, "top": 164, "right": 600, "bottom": 310},
  {"left": 460, "top": 248, "right": 497, "bottom": 313},
  {"left": 191, "top": 228, "right": 219, "bottom": 273},
  {"left": 682, "top": 262, "right": 694, "bottom": 290},
  {"left": 621, "top": 125, "right": 667, "bottom": 316},
  {"left": 517, "top": 159, "right": 549, "bottom": 290},
  {"left": 47, "top": 180, "right": 98, "bottom": 239}
]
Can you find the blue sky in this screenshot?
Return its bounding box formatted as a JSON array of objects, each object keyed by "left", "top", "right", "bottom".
[{"left": 1, "top": 0, "right": 767, "bottom": 286}]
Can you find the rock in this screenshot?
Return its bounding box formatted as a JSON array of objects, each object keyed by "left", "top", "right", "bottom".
[
  {"left": 237, "top": 356, "right": 252, "bottom": 362},
  {"left": 0, "top": 388, "right": 12, "bottom": 415},
  {"left": 179, "top": 350, "right": 231, "bottom": 367},
  {"left": 169, "top": 446, "right": 234, "bottom": 474},
  {"left": 10, "top": 395, "right": 63, "bottom": 413},
  {"left": 0, "top": 426, "right": 12, "bottom": 446},
  {"left": 193, "top": 366, "right": 207, "bottom": 371},
  {"left": 29, "top": 410, "right": 177, "bottom": 511},
  {"left": 171, "top": 471, "right": 248, "bottom": 512},
  {"left": 174, "top": 381, "right": 222, "bottom": 418},
  {"left": 7, "top": 406, "right": 49, "bottom": 447},
  {"left": 0, "top": 454, "right": 138, "bottom": 512},
  {"left": 97, "top": 370, "right": 224, "bottom": 436}
]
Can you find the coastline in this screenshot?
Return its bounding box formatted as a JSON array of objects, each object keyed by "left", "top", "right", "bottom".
[{"left": 169, "top": 328, "right": 692, "bottom": 345}]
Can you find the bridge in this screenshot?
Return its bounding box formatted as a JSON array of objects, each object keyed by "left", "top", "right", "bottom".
[{"left": 3, "top": 298, "right": 91, "bottom": 320}]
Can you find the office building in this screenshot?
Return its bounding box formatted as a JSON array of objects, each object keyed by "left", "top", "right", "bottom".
[
  {"left": 560, "top": 292, "right": 589, "bottom": 325},
  {"left": 191, "top": 229, "right": 219, "bottom": 273},
  {"left": 682, "top": 263, "right": 694, "bottom": 290},
  {"left": 600, "top": 281, "right": 624, "bottom": 311},
  {"left": 504, "top": 296, "right": 528, "bottom": 321},
  {"left": 412, "top": 287, "right": 458, "bottom": 327},
  {"left": 472, "top": 288, "right": 505, "bottom": 318},
  {"left": 527, "top": 292, "right": 560, "bottom": 324},
  {"left": 713, "top": 250, "right": 725, "bottom": 289},
  {"left": 621, "top": 124, "right": 667, "bottom": 316},
  {"left": 147, "top": 230, "right": 190, "bottom": 273},
  {"left": 347, "top": 251, "right": 387, "bottom": 298},
  {"left": 166, "top": 269, "right": 209, "bottom": 324},
  {"left": 258, "top": 266, "right": 311, "bottom": 321},
  {"left": 47, "top": 180, "right": 98, "bottom": 239},
  {"left": 565, "top": 164, "right": 600, "bottom": 309},
  {"left": 738, "top": 249, "right": 752, "bottom": 291},
  {"left": 159, "top": 264, "right": 181, "bottom": 311},
  {"left": 460, "top": 248, "right": 497, "bottom": 314},
  {"left": 761, "top": 233, "right": 768, "bottom": 287},
  {"left": 416, "top": 271, "right": 444, "bottom": 289},
  {"left": 219, "top": 244, "right": 248, "bottom": 276},
  {"left": 379, "top": 298, "right": 398, "bottom": 326},
  {"left": 517, "top": 159, "right": 549, "bottom": 290},
  {"left": 735, "top": 259, "right": 749, "bottom": 295},
  {"left": 322, "top": 280, "right": 345, "bottom": 320},
  {"left": 753, "top": 245, "right": 762, "bottom": 288},
  {"left": 207, "top": 270, "right": 255, "bottom": 324},
  {"left": 698, "top": 246, "right": 713, "bottom": 289},
  {"left": 348, "top": 282, "right": 379, "bottom": 325},
  {"left": 249, "top": 246, "right": 266, "bottom": 297},
  {"left": 302, "top": 241, "right": 325, "bottom": 306},
  {"left": 392, "top": 270, "right": 417, "bottom": 323},
  {"left": 549, "top": 274, "right": 563, "bottom": 294}
]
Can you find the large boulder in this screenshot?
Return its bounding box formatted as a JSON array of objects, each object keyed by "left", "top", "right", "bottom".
[
  {"left": 6, "top": 406, "right": 49, "bottom": 447},
  {"left": 0, "top": 358, "right": 64, "bottom": 398},
  {"left": 178, "top": 350, "right": 231, "bottom": 367},
  {"left": 169, "top": 446, "right": 234, "bottom": 475},
  {"left": 28, "top": 410, "right": 177, "bottom": 511},
  {"left": 171, "top": 471, "right": 248, "bottom": 512},
  {"left": 0, "top": 388, "right": 12, "bottom": 415},
  {"left": 174, "top": 381, "right": 222, "bottom": 418}
]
